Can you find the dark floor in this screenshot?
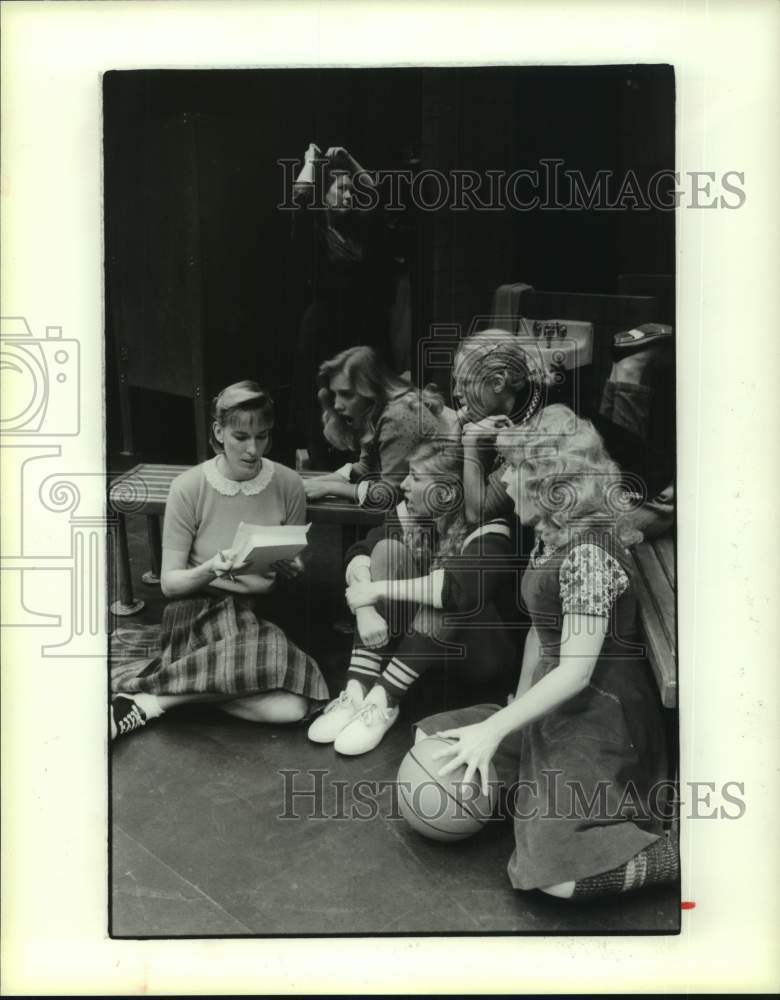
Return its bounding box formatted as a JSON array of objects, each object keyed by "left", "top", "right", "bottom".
[{"left": 110, "top": 506, "right": 680, "bottom": 937}]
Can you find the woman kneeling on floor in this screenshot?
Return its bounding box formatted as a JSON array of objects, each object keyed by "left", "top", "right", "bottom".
[
  {"left": 417, "top": 406, "right": 678, "bottom": 900},
  {"left": 308, "top": 437, "right": 520, "bottom": 755},
  {"left": 110, "top": 381, "right": 329, "bottom": 740}
]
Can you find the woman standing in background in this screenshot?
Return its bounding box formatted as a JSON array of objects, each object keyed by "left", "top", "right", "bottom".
[{"left": 288, "top": 143, "right": 397, "bottom": 468}]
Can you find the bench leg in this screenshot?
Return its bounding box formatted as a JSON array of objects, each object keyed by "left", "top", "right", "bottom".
[
  {"left": 110, "top": 512, "right": 145, "bottom": 616},
  {"left": 141, "top": 514, "right": 162, "bottom": 586}
]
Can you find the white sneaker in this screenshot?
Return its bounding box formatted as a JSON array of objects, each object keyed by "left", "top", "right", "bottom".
[
  {"left": 307, "top": 690, "right": 361, "bottom": 744},
  {"left": 334, "top": 700, "right": 399, "bottom": 756}
]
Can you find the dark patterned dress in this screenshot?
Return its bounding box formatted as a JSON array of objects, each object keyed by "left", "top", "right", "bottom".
[{"left": 419, "top": 532, "right": 667, "bottom": 890}]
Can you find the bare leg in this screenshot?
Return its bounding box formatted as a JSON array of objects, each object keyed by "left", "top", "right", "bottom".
[
  {"left": 119, "top": 690, "right": 308, "bottom": 722},
  {"left": 155, "top": 692, "right": 228, "bottom": 710},
  {"left": 370, "top": 538, "right": 418, "bottom": 627},
  {"left": 219, "top": 691, "right": 309, "bottom": 724}
]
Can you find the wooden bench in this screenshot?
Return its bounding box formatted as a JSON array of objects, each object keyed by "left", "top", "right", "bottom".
[
  {"left": 108, "top": 463, "right": 383, "bottom": 615},
  {"left": 625, "top": 534, "right": 677, "bottom": 709}
]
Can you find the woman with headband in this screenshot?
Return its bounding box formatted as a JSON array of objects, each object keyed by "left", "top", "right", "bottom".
[{"left": 110, "top": 381, "right": 329, "bottom": 740}]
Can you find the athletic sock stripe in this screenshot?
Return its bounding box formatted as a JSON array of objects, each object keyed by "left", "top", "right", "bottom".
[
  {"left": 384, "top": 666, "right": 417, "bottom": 690},
  {"left": 382, "top": 672, "right": 412, "bottom": 693},
  {"left": 351, "top": 649, "right": 383, "bottom": 662},
  {"left": 349, "top": 665, "right": 383, "bottom": 678},
  {"left": 388, "top": 658, "right": 420, "bottom": 681},
  {"left": 350, "top": 654, "right": 383, "bottom": 669}
]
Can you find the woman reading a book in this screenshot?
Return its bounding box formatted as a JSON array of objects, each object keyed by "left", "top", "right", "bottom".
[
  {"left": 110, "top": 381, "right": 329, "bottom": 740},
  {"left": 303, "top": 345, "right": 457, "bottom": 512}
]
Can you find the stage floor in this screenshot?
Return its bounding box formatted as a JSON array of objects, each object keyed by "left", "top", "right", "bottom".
[{"left": 110, "top": 510, "right": 679, "bottom": 937}]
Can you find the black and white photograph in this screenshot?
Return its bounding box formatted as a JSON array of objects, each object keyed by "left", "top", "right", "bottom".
[
  {"left": 106, "top": 64, "right": 681, "bottom": 936},
  {"left": 2, "top": 1, "right": 778, "bottom": 994}
]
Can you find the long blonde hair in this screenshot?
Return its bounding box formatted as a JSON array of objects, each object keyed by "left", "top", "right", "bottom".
[
  {"left": 401, "top": 438, "right": 470, "bottom": 568},
  {"left": 496, "top": 404, "right": 640, "bottom": 548},
  {"left": 318, "top": 346, "right": 444, "bottom": 452}
]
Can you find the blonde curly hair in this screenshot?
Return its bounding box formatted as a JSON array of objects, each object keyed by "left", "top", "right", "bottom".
[{"left": 496, "top": 405, "right": 641, "bottom": 548}]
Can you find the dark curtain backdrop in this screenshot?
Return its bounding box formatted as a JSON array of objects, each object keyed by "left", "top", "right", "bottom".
[{"left": 104, "top": 65, "right": 674, "bottom": 464}]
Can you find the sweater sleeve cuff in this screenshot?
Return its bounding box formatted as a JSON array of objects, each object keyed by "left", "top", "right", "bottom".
[
  {"left": 431, "top": 569, "right": 446, "bottom": 610},
  {"left": 345, "top": 554, "right": 371, "bottom": 585},
  {"left": 356, "top": 480, "right": 370, "bottom": 506}
]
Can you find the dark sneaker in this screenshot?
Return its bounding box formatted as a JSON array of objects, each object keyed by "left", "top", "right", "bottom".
[
  {"left": 613, "top": 322, "right": 673, "bottom": 358},
  {"left": 111, "top": 695, "right": 148, "bottom": 740}
]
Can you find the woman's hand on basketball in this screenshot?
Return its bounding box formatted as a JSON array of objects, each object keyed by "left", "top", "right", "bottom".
[
  {"left": 345, "top": 581, "right": 381, "bottom": 612},
  {"left": 272, "top": 555, "right": 305, "bottom": 580},
  {"left": 431, "top": 720, "right": 502, "bottom": 797},
  {"left": 355, "top": 606, "right": 389, "bottom": 649}
]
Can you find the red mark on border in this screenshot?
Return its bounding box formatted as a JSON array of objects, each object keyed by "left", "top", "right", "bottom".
[{"left": 681, "top": 901, "right": 696, "bottom": 910}]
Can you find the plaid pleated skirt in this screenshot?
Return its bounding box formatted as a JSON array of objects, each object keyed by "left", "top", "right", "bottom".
[{"left": 111, "top": 594, "right": 329, "bottom": 706}]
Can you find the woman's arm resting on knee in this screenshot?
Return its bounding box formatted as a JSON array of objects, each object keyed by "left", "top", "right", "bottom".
[
  {"left": 346, "top": 572, "right": 442, "bottom": 611},
  {"left": 345, "top": 555, "right": 389, "bottom": 647},
  {"left": 346, "top": 527, "right": 512, "bottom": 612}
]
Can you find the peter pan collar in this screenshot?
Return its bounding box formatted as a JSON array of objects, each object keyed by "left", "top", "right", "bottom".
[{"left": 203, "top": 456, "right": 275, "bottom": 497}]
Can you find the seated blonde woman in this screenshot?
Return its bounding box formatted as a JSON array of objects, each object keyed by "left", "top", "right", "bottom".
[
  {"left": 110, "top": 382, "right": 329, "bottom": 739},
  {"left": 416, "top": 405, "right": 677, "bottom": 900},
  {"left": 307, "top": 437, "right": 520, "bottom": 756}
]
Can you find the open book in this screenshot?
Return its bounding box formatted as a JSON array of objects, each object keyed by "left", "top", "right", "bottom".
[{"left": 221, "top": 521, "right": 311, "bottom": 576}]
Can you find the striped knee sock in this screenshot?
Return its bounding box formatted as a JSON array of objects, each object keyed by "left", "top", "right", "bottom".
[
  {"left": 346, "top": 647, "right": 384, "bottom": 690},
  {"left": 572, "top": 830, "right": 680, "bottom": 898},
  {"left": 377, "top": 656, "right": 421, "bottom": 705}
]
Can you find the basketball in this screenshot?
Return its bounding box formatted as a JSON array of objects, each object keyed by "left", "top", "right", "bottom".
[{"left": 396, "top": 736, "right": 498, "bottom": 841}]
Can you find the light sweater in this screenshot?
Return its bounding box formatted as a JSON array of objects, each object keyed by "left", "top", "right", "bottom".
[{"left": 163, "top": 457, "right": 306, "bottom": 569}]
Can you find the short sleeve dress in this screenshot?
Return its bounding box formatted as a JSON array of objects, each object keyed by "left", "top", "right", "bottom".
[
  {"left": 110, "top": 457, "right": 329, "bottom": 708},
  {"left": 418, "top": 531, "right": 668, "bottom": 890}
]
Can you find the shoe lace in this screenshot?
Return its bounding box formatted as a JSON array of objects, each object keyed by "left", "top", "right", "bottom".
[
  {"left": 357, "top": 700, "right": 392, "bottom": 726},
  {"left": 326, "top": 689, "right": 354, "bottom": 714},
  {"left": 117, "top": 702, "right": 147, "bottom": 735}
]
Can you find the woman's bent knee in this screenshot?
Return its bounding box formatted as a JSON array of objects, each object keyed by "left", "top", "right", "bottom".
[{"left": 370, "top": 539, "right": 413, "bottom": 581}]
